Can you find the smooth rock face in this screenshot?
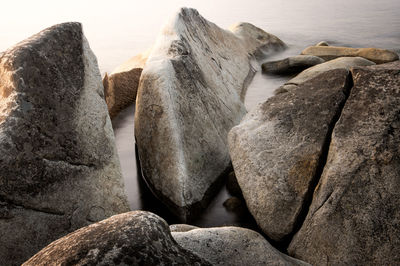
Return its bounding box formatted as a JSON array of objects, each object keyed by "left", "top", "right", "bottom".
[
  {"left": 301, "top": 45, "right": 399, "bottom": 64},
  {"left": 172, "top": 226, "right": 310, "bottom": 266},
  {"left": 229, "top": 22, "right": 286, "bottom": 60},
  {"left": 288, "top": 61, "right": 400, "bottom": 265},
  {"left": 281, "top": 57, "right": 374, "bottom": 90},
  {"left": 24, "top": 211, "right": 211, "bottom": 266},
  {"left": 228, "top": 69, "right": 351, "bottom": 241},
  {"left": 261, "top": 55, "right": 325, "bottom": 74},
  {"left": 316, "top": 41, "right": 329, "bottom": 46},
  {"left": 103, "top": 49, "right": 150, "bottom": 118},
  {"left": 135, "top": 8, "right": 284, "bottom": 220},
  {"left": 0, "top": 23, "right": 129, "bottom": 265}
]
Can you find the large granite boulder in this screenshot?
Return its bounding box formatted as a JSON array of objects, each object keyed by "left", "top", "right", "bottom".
[
  {"left": 229, "top": 22, "right": 286, "bottom": 60},
  {"left": 288, "top": 61, "right": 400, "bottom": 265},
  {"left": 135, "top": 8, "right": 285, "bottom": 220},
  {"left": 103, "top": 49, "right": 150, "bottom": 118},
  {"left": 24, "top": 211, "right": 211, "bottom": 265},
  {"left": 301, "top": 45, "right": 399, "bottom": 64},
  {"left": 172, "top": 226, "right": 310, "bottom": 266},
  {"left": 0, "top": 23, "right": 129, "bottom": 265},
  {"left": 261, "top": 55, "right": 325, "bottom": 74},
  {"left": 228, "top": 69, "right": 352, "bottom": 241}
]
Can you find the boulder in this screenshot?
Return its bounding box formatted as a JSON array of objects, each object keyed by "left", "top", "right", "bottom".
[
  {"left": 135, "top": 8, "right": 285, "bottom": 220},
  {"left": 288, "top": 61, "right": 400, "bottom": 265},
  {"left": 261, "top": 55, "right": 325, "bottom": 74},
  {"left": 228, "top": 69, "right": 352, "bottom": 241},
  {"left": 0, "top": 23, "right": 129, "bottom": 265},
  {"left": 24, "top": 211, "right": 211, "bottom": 265},
  {"left": 172, "top": 226, "right": 310, "bottom": 266},
  {"left": 229, "top": 22, "right": 286, "bottom": 60},
  {"left": 103, "top": 49, "right": 150, "bottom": 118},
  {"left": 301, "top": 45, "right": 399, "bottom": 64},
  {"left": 278, "top": 57, "right": 374, "bottom": 93},
  {"left": 316, "top": 41, "right": 329, "bottom": 46}
]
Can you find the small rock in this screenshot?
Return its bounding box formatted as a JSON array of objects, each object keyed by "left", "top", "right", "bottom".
[
  {"left": 301, "top": 45, "right": 399, "bottom": 64},
  {"left": 24, "top": 211, "right": 211, "bottom": 265},
  {"left": 103, "top": 49, "right": 150, "bottom": 118},
  {"left": 223, "top": 197, "right": 247, "bottom": 214},
  {"left": 229, "top": 22, "right": 287, "bottom": 60},
  {"left": 316, "top": 41, "right": 329, "bottom": 46},
  {"left": 170, "top": 224, "right": 199, "bottom": 233},
  {"left": 262, "top": 55, "right": 325, "bottom": 74},
  {"left": 172, "top": 226, "right": 310, "bottom": 266}
]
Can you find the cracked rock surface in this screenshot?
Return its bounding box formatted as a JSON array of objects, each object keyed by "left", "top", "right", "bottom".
[
  {"left": 0, "top": 22, "right": 129, "bottom": 265},
  {"left": 228, "top": 69, "right": 352, "bottom": 241},
  {"left": 24, "top": 211, "right": 211, "bottom": 266},
  {"left": 288, "top": 61, "right": 400, "bottom": 265},
  {"left": 172, "top": 226, "right": 310, "bottom": 266},
  {"left": 134, "top": 7, "right": 285, "bottom": 220}
]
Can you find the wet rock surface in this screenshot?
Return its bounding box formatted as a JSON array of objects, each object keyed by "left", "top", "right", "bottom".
[
  {"left": 24, "top": 211, "right": 211, "bottom": 266},
  {"left": 228, "top": 69, "right": 351, "bottom": 241},
  {"left": 262, "top": 55, "right": 325, "bottom": 74},
  {"left": 301, "top": 45, "right": 399, "bottom": 64},
  {"left": 0, "top": 22, "right": 129, "bottom": 265},
  {"left": 172, "top": 226, "right": 310, "bottom": 266},
  {"left": 288, "top": 61, "right": 400, "bottom": 265},
  {"left": 134, "top": 8, "right": 285, "bottom": 220}
]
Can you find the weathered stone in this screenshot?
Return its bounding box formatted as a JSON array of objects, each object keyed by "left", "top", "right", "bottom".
[
  {"left": 172, "top": 226, "right": 310, "bottom": 266},
  {"left": 229, "top": 22, "right": 286, "bottom": 60},
  {"left": 135, "top": 8, "right": 284, "bottom": 220},
  {"left": 228, "top": 69, "right": 351, "bottom": 241},
  {"left": 316, "top": 41, "right": 329, "bottom": 46},
  {"left": 223, "top": 197, "right": 247, "bottom": 214},
  {"left": 288, "top": 61, "right": 400, "bottom": 265},
  {"left": 262, "top": 55, "right": 325, "bottom": 74},
  {"left": 279, "top": 57, "right": 374, "bottom": 92},
  {"left": 103, "top": 49, "right": 150, "bottom": 118},
  {"left": 170, "top": 224, "right": 199, "bottom": 232},
  {"left": 24, "top": 211, "right": 211, "bottom": 265},
  {"left": 0, "top": 23, "right": 129, "bottom": 265},
  {"left": 301, "top": 45, "right": 399, "bottom": 64}
]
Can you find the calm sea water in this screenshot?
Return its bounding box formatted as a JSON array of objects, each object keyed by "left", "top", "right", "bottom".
[{"left": 2, "top": 0, "right": 399, "bottom": 227}]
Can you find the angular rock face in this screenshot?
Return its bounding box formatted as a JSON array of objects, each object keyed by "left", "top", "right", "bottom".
[
  {"left": 135, "top": 8, "right": 284, "bottom": 220},
  {"left": 103, "top": 49, "right": 150, "bottom": 118},
  {"left": 0, "top": 23, "right": 129, "bottom": 265},
  {"left": 261, "top": 55, "right": 325, "bottom": 74},
  {"left": 301, "top": 45, "right": 399, "bottom": 64},
  {"left": 229, "top": 22, "right": 286, "bottom": 60},
  {"left": 288, "top": 61, "right": 400, "bottom": 265},
  {"left": 228, "top": 69, "right": 352, "bottom": 241},
  {"left": 24, "top": 211, "right": 211, "bottom": 266},
  {"left": 172, "top": 226, "right": 310, "bottom": 266}
]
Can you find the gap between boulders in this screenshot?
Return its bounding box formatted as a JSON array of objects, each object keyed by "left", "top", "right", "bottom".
[{"left": 281, "top": 71, "right": 355, "bottom": 250}]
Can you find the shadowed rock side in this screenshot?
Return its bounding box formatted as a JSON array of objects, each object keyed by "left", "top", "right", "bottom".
[
  {"left": 228, "top": 69, "right": 351, "bottom": 241},
  {"left": 172, "top": 226, "right": 310, "bottom": 266},
  {"left": 301, "top": 45, "right": 399, "bottom": 64},
  {"left": 229, "top": 22, "right": 286, "bottom": 60},
  {"left": 288, "top": 61, "right": 400, "bottom": 265},
  {"left": 103, "top": 49, "right": 150, "bottom": 118},
  {"left": 24, "top": 211, "right": 211, "bottom": 266},
  {"left": 135, "top": 8, "right": 285, "bottom": 220},
  {"left": 0, "top": 23, "right": 129, "bottom": 265}
]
